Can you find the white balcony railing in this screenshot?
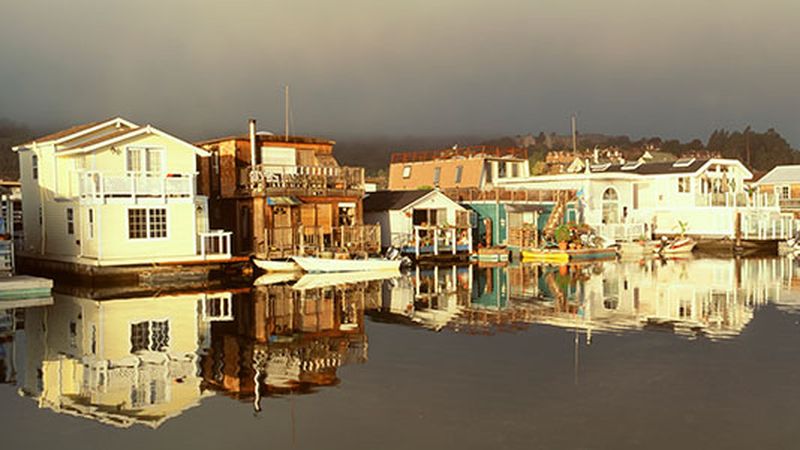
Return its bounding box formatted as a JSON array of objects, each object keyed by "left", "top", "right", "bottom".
[
  {"left": 77, "top": 171, "right": 195, "bottom": 202},
  {"left": 595, "top": 222, "right": 647, "bottom": 242},
  {"left": 695, "top": 191, "right": 778, "bottom": 208},
  {"left": 199, "top": 230, "right": 232, "bottom": 259}
]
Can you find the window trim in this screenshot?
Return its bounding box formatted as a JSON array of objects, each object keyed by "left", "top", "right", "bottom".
[
  {"left": 402, "top": 165, "right": 412, "bottom": 179},
  {"left": 127, "top": 207, "right": 168, "bottom": 240},
  {"left": 125, "top": 145, "right": 166, "bottom": 175},
  {"left": 66, "top": 207, "right": 74, "bottom": 235}
]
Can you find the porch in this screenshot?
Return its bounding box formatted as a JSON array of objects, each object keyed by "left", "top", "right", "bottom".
[
  {"left": 393, "top": 225, "right": 473, "bottom": 257},
  {"left": 246, "top": 164, "right": 364, "bottom": 197},
  {"left": 259, "top": 224, "right": 381, "bottom": 259}
]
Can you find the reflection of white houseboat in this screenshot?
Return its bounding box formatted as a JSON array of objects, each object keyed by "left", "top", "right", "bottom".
[{"left": 499, "top": 158, "right": 794, "bottom": 252}]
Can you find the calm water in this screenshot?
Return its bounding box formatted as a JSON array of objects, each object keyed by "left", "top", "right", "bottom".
[{"left": 2, "top": 257, "right": 800, "bottom": 449}]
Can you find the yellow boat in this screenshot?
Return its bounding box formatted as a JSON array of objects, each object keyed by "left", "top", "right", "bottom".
[{"left": 522, "top": 248, "right": 617, "bottom": 263}]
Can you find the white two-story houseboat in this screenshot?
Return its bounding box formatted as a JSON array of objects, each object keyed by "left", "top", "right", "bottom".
[{"left": 12, "top": 117, "right": 233, "bottom": 274}]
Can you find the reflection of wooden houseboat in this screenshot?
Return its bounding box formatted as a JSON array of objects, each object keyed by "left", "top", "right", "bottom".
[
  {"left": 196, "top": 120, "right": 379, "bottom": 261},
  {"left": 200, "top": 284, "right": 367, "bottom": 406},
  {"left": 363, "top": 189, "right": 473, "bottom": 260}
]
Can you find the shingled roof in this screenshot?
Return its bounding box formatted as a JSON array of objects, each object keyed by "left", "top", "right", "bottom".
[{"left": 363, "top": 190, "right": 433, "bottom": 213}]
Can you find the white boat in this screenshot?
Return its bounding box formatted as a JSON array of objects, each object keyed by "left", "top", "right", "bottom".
[
  {"left": 291, "top": 256, "right": 402, "bottom": 273},
  {"left": 254, "top": 272, "right": 301, "bottom": 286},
  {"left": 252, "top": 258, "right": 300, "bottom": 272},
  {"left": 654, "top": 237, "right": 697, "bottom": 255},
  {"left": 292, "top": 270, "right": 402, "bottom": 290}
]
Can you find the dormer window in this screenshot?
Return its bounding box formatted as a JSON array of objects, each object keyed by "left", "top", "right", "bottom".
[{"left": 673, "top": 158, "right": 696, "bottom": 168}]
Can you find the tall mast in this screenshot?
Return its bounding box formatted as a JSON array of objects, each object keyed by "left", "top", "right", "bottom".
[
  {"left": 284, "top": 85, "right": 290, "bottom": 141},
  {"left": 571, "top": 114, "right": 578, "bottom": 154}
]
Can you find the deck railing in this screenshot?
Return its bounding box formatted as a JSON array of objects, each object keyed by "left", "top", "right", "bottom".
[
  {"left": 695, "top": 191, "right": 778, "bottom": 208},
  {"left": 443, "top": 188, "right": 575, "bottom": 204},
  {"left": 261, "top": 224, "right": 381, "bottom": 259},
  {"left": 77, "top": 171, "right": 195, "bottom": 202},
  {"left": 740, "top": 213, "right": 796, "bottom": 240},
  {"left": 199, "top": 230, "right": 232, "bottom": 259},
  {"left": 595, "top": 223, "right": 647, "bottom": 242},
  {"left": 246, "top": 164, "right": 364, "bottom": 196}
]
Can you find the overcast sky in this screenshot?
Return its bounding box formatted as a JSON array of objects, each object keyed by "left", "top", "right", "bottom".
[{"left": 1, "top": 0, "right": 798, "bottom": 145}]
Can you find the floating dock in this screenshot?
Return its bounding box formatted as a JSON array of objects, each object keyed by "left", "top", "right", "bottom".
[{"left": 0, "top": 275, "right": 53, "bottom": 309}]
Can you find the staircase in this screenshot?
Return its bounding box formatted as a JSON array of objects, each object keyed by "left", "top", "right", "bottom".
[{"left": 543, "top": 192, "right": 568, "bottom": 237}]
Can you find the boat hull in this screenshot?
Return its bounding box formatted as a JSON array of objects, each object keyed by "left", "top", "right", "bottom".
[
  {"left": 253, "top": 259, "right": 300, "bottom": 272},
  {"left": 521, "top": 248, "right": 617, "bottom": 263},
  {"left": 292, "top": 256, "right": 402, "bottom": 273}
]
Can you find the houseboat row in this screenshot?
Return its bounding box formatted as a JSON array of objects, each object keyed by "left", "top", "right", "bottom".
[{"left": 7, "top": 116, "right": 800, "bottom": 282}]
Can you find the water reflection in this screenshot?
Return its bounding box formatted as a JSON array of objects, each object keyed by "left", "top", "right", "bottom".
[{"left": 0, "top": 256, "right": 797, "bottom": 429}]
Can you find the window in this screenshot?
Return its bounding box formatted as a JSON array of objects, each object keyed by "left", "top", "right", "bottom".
[
  {"left": 128, "top": 208, "right": 167, "bottom": 239},
  {"left": 433, "top": 167, "right": 441, "bottom": 186},
  {"left": 454, "top": 165, "right": 463, "bottom": 184},
  {"left": 130, "top": 320, "right": 170, "bottom": 353},
  {"left": 779, "top": 185, "right": 791, "bottom": 200},
  {"left": 602, "top": 187, "right": 619, "bottom": 224},
  {"left": 678, "top": 177, "right": 691, "bottom": 193},
  {"left": 498, "top": 161, "right": 507, "bottom": 178},
  {"left": 88, "top": 208, "right": 94, "bottom": 239},
  {"left": 511, "top": 163, "right": 519, "bottom": 178},
  {"left": 32, "top": 154, "right": 38, "bottom": 180},
  {"left": 126, "top": 147, "right": 164, "bottom": 174},
  {"left": 201, "top": 294, "right": 233, "bottom": 321},
  {"left": 66, "top": 208, "right": 74, "bottom": 235},
  {"left": 402, "top": 165, "right": 412, "bottom": 179}
]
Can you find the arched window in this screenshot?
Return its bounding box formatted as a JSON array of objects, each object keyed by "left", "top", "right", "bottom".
[{"left": 602, "top": 187, "right": 619, "bottom": 224}]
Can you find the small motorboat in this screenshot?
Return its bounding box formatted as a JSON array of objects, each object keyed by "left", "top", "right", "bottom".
[
  {"left": 252, "top": 258, "right": 301, "bottom": 273},
  {"left": 654, "top": 237, "right": 697, "bottom": 255},
  {"left": 291, "top": 255, "right": 402, "bottom": 273}
]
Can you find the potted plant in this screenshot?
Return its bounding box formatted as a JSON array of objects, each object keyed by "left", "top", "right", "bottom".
[{"left": 554, "top": 224, "right": 570, "bottom": 250}]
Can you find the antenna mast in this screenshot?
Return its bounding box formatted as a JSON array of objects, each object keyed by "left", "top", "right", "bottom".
[
  {"left": 284, "top": 85, "right": 290, "bottom": 141},
  {"left": 571, "top": 114, "right": 578, "bottom": 154}
]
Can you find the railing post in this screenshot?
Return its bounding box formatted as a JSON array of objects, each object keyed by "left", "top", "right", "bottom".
[
  {"left": 200, "top": 234, "right": 206, "bottom": 259},
  {"left": 299, "top": 225, "right": 305, "bottom": 255},
  {"left": 433, "top": 228, "right": 439, "bottom": 255},
  {"left": 452, "top": 228, "right": 456, "bottom": 255},
  {"left": 415, "top": 227, "right": 420, "bottom": 258}
]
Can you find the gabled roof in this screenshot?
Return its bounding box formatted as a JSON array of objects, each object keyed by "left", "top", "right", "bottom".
[
  {"left": 363, "top": 190, "right": 433, "bottom": 213},
  {"left": 55, "top": 124, "right": 210, "bottom": 157},
  {"left": 17, "top": 117, "right": 138, "bottom": 147},
  {"left": 755, "top": 165, "right": 800, "bottom": 185}
]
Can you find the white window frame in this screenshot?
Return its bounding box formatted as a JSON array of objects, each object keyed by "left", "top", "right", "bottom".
[
  {"left": 777, "top": 185, "right": 791, "bottom": 200},
  {"left": 130, "top": 319, "right": 171, "bottom": 353},
  {"left": 127, "top": 207, "right": 168, "bottom": 240},
  {"left": 87, "top": 208, "right": 95, "bottom": 239},
  {"left": 66, "top": 207, "right": 74, "bottom": 235},
  {"left": 402, "top": 165, "right": 412, "bottom": 179},
  {"left": 125, "top": 146, "right": 166, "bottom": 175}
]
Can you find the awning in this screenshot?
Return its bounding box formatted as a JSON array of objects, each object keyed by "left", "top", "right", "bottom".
[
  {"left": 506, "top": 204, "right": 544, "bottom": 213},
  {"left": 267, "top": 196, "right": 302, "bottom": 206}
]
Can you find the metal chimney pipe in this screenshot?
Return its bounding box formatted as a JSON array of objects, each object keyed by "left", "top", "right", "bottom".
[{"left": 249, "top": 118, "right": 257, "bottom": 167}]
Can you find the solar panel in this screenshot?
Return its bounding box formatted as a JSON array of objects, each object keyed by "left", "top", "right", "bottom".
[
  {"left": 672, "top": 157, "right": 696, "bottom": 168},
  {"left": 590, "top": 163, "right": 611, "bottom": 172}
]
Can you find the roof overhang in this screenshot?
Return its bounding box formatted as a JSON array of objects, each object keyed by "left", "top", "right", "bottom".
[{"left": 55, "top": 125, "right": 211, "bottom": 157}]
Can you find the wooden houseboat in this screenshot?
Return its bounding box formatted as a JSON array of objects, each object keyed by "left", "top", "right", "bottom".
[{"left": 196, "top": 120, "right": 380, "bottom": 261}]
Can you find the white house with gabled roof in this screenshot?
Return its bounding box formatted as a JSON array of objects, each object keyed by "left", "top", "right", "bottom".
[
  {"left": 13, "top": 117, "right": 231, "bottom": 266},
  {"left": 499, "top": 158, "right": 794, "bottom": 246}
]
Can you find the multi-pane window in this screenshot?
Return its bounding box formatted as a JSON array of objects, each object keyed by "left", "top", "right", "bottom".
[
  {"left": 128, "top": 208, "right": 167, "bottom": 239},
  {"left": 126, "top": 147, "right": 164, "bottom": 174},
  {"left": 677, "top": 177, "right": 692, "bottom": 193},
  {"left": 66, "top": 208, "right": 74, "bottom": 235},
  {"left": 780, "top": 185, "right": 791, "bottom": 200},
  {"left": 130, "top": 320, "right": 170, "bottom": 353},
  {"left": 88, "top": 208, "right": 94, "bottom": 239},
  {"left": 32, "top": 154, "right": 38, "bottom": 180}
]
